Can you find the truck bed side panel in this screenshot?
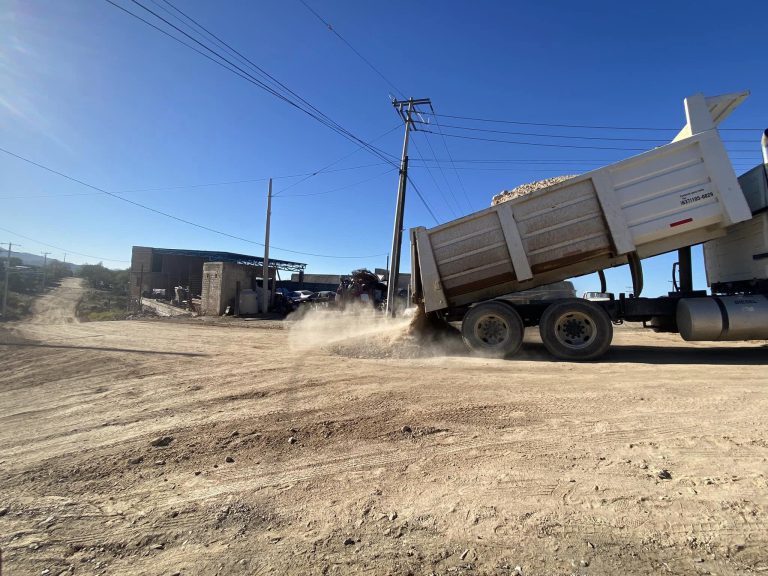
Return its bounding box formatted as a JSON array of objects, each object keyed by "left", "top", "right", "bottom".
[{"left": 414, "top": 130, "right": 752, "bottom": 313}]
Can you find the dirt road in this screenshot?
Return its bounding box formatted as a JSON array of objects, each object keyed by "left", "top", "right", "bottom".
[
  {"left": 1, "top": 282, "right": 767, "bottom": 575},
  {"left": 25, "top": 277, "right": 85, "bottom": 325}
]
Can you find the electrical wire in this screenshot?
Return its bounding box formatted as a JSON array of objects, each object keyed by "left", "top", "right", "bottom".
[
  {"left": 388, "top": 156, "right": 761, "bottom": 164},
  {"left": 0, "top": 225, "right": 130, "bottom": 263},
  {"left": 276, "top": 168, "right": 395, "bottom": 197},
  {"left": 297, "top": 0, "right": 405, "bottom": 99},
  {"left": 114, "top": 0, "right": 447, "bottom": 223},
  {"left": 0, "top": 146, "right": 386, "bottom": 259},
  {"left": 419, "top": 110, "right": 763, "bottom": 132},
  {"left": 117, "top": 162, "right": 391, "bottom": 194},
  {"left": 273, "top": 123, "right": 401, "bottom": 196},
  {"left": 415, "top": 121, "right": 670, "bottom": 143},
  {"left": 292, "top": 1, "right": 454, "bottom": 222},
  {"left": 407, "top": 163, "right": 758, "bottom": 173},
  {"left": 416, "top": 129, "right": 759, "bottom": 154},
  {"left": 409, "top": 137, "right": 457, "bottom": 219},
  {"left": 405, "top": 175, "right": 440, "bottom": 225},
  {"left": 151, "top": 0, "right": 400, "bottom": 165},
  {"left": 147, "top": 0, "right": 397, "bottom": 164},
  {"left": 428, "top": 105, "right": 473, "bottom": 212},
  {"left": 416, "top": 129, "right": 466, "bottom": 214},
  {"left": 0, "top": 163, "right": 393, "bottom": 200},
  {"left": 105, "top": 0, "right": 399, "bottom": 168},
  {"left": 419, "top": 129, "right": 649, "bottom": 151},
  {"left": 423, "top": 121, "right": 758, "bottom": 144}
]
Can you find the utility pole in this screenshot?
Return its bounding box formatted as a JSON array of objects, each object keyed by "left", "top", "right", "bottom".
[
  {"left": 386, "top": 97, "right": 431, "bottom": 317},
  {"left": 40, "top": 252, "right": 50, "bottom": 292},
  {"left": 2, "top": 242, "right": 18, "bottom": 318},
  {"left": 262, "top": 178, "right": 272, "bottom": 315}
]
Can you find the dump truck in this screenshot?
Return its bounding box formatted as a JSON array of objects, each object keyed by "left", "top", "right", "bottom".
[{"left": 410, "top": 91, "right": 768, "bottom": 360}]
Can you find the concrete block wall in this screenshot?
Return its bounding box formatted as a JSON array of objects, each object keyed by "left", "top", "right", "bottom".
[
  {"left": 201, "top": 262, "right": 270, "bottom": 315},
  {"left": 131, "top": 247, "right": 208, "bottom": 298},
  {"left": 130, "top": 246, "right": 155, "bottom": 298},
  {"left": 201, "top": 262, "right": 225, "bottom": 316}
]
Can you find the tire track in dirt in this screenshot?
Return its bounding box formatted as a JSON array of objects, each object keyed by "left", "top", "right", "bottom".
[{"left": 3, "top": 281, "right": 768, "bottom": 575}]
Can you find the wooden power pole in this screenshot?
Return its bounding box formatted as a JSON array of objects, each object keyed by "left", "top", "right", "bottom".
[
  {"left": 262, "top": 178, "right": 272, "bottom": 314},
  {"left": 40, "top": 252, "right": 50, "bottom": 292},
  {"left": 2, "top": 242, "right": 18, "bottom": 318}
]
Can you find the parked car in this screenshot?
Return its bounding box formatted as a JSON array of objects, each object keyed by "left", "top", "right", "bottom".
[
  {"left": 291, "top": 290, "right": 314, "bottom": 303},
  {"left": 310, "top": 291, "right": 337, "bottom": 308}
]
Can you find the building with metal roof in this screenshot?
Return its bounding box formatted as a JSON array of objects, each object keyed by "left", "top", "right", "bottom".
[{"left": 130, "top": 246, "right": 306, "bottom": 299}]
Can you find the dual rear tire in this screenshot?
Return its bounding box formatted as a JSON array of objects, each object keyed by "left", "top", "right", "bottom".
[
  {"left": 461, "top": 299, "right": 613, "bottom": 361},
  {"left": 539, "top": 300, "right": 613, "bottom": 360}
]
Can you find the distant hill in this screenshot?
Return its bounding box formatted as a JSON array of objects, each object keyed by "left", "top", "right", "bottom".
[{"left": 9, "top": 251, "right": 80, "bottom": 273}]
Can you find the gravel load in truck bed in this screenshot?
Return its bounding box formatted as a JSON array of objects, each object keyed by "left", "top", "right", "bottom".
[{"left": 491, "top": 175, "right": 578, "bottom": 206}]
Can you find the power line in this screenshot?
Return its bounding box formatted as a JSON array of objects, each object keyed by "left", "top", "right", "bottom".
[
  {"left": 0, "top": 146, "right": 386, "bottom": 259},
  {"left": 0, "top": 226, "right": 130, "bottom": 263},
  {"left": 409, "top": 136, "right": 457, "bottom": 219},
  {"left": 114, "top": 0, "right": 446, "bottom": 226},
  {"left": 406, "top": 175, "right": 440, "bottom": 225},
  {"left": 297, "top": 0, "right": 405, "bottom": 99},
  {"left": 428, "top": 105, "right": 473, "bottom": 212},
  {"left": 276, "top": 168, "right": 395, "bottom": 197},
  {"left": 273, "top": 123, "right": 401, "bottom": 196},
  {"left": 0, "top": 162, "right": 393, "bottom": 200},
  {"left": 105, "top": 0, "right": 399, "bottom": 168},
  {"left": 405, "top": 157, "right": 759, "bottom": 164},
  {"left": 292, "top": 1, "right": 450, "bottom": 221},
  {"left": 118, "top": 162, "right": 391, "bottom": 193},
  {"left": 16, "top": 153, "right": 757, "bottom": 201},
  {"left": 420, "top": 110, "right": 763, "bottom": 132},
  {"left": 416, "top": 128, "right": 764, "bottom": 154},
  {"left": 406, "top": 163, "right": 758, "bottom": 173},
  {"left": 419, "top": 129, "right": 649, "bottom": 151},
  {"left": 416, "top": 129, "right": 466, "bottom": 214},
  {"left": 415, "top": 120, "right": 758, "bottom": 144}
]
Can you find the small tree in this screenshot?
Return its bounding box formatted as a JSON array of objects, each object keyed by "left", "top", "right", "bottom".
[{"left": 79, "top": 263, "right": 115, "bottom": 290}]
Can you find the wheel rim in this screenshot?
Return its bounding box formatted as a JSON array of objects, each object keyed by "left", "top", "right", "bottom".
[
  {"left": 474, "top": 314, "right": 510, "bottom": 346},
  {"left": 553, "top": 311, "right": 595, "bottom": 349}
]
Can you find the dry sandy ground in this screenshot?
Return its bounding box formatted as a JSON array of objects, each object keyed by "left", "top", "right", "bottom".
[{"left": 1, "top": 278, "right": 767, "bottom": 576}]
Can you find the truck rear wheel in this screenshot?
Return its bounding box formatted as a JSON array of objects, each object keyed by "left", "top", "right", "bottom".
[
  {"left": 461, "top": 301, "right": 524, "bottom": 358},
  {"left": 539, "top": 300, "right": 612, "bottom": 360}
]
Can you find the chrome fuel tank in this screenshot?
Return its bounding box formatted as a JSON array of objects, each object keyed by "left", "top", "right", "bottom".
[{"left": 677, "top": 295, "right": 768, "bottom": 341}]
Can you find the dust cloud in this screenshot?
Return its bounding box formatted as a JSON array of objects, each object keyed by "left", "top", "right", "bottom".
[{"left": 286, "top": 304, "right": 465, "bottom": 359}]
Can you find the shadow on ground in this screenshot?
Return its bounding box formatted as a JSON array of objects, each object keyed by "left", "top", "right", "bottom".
[{"left": 0, "top": 342, "right": 208, "bottom": 357}]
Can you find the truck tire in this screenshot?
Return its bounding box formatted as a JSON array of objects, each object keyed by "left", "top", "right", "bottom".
[
  {"left": 539, "top": 300, "right": 613, "bottom": 360},
  {"left": 461, "top": 301, "right": 524, "bottom": 358}
]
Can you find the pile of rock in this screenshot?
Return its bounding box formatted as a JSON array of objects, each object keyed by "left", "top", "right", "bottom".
[{"left": 491, "top": 175, "right": 577, "bottom": 206}]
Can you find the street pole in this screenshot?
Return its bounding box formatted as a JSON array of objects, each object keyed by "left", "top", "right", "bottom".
[
  {"left": 40, "top": 252, "right": 50, "bottom": 292},
  {"left": 2, "top": 242, "right": 16, "bottom": 318},
  {"left": 262, "top": 178, "right": 272, "bottom": 315},
  {"left": 386, "top": 97, "right": 431, "bottom": 317},
  {"left": 138, "top": 263, "right": 144, "bottom": 313}
]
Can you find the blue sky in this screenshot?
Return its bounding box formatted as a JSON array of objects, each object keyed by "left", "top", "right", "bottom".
[{"left": 1, "top": 0, "right": 766, "bottom": 296}]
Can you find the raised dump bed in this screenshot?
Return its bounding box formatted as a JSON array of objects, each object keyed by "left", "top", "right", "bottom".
[{"left": 411, "top": 92, "right": 753, "bottom": 313}]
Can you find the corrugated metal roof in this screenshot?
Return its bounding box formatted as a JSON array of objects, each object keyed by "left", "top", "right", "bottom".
[{"left": 147, "top": 247, "right": 306, "bottom": 272}]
